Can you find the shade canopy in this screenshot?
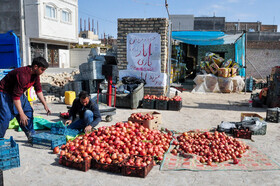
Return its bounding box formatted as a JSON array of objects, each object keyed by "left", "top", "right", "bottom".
[{"left": 172, "top": 31, "right": 242, "bottom": 46}]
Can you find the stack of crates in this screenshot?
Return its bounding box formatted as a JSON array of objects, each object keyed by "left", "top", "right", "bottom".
[
  {"left": 266, "top": 108, "right": 280, "bottom": 123},
  {"left": 0, "top": 137, "right": 20, "bottom": 170},
  {"left": 245, "top": 76, "right": 254, "bottom": 92},
  {"left": 267, "top": 67, "right": 280, "bottom": 107},
  {"left": 32, "top": 121, "right": 80, "bottom": 149}
]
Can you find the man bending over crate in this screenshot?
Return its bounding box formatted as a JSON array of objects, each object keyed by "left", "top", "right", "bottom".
[
  {"left": 0, "top": 57, "right": 51, "bottom": 141},
  {"left": 66, "top": 91, "right": 101, "bottom": 133}
]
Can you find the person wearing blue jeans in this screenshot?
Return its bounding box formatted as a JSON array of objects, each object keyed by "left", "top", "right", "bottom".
[
  {"left": 66, "top": 91, "right": 101, "bottom": 133},
  {"left": 0, "top": 93, "right": 35, "bottom": 138},
  {"left": 0, "top": 57, "right": 51, "bottom": 140}
]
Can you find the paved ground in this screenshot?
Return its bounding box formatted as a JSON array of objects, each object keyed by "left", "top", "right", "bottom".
[{"left": 3, "top": 92, "right": 280, "bottom": 186}]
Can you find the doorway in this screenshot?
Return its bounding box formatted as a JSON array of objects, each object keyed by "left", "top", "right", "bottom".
[{"left": 47, "top": 45, "right": 59, "bottom": 67}]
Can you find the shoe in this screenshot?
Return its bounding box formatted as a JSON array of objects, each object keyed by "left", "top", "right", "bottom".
[{"left": 26, "top": 131, "right": 36, "bottom": 144}]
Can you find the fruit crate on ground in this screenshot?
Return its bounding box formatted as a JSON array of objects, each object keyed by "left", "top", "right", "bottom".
[
  {"left": 266, "top": 108, "right": 280, "bottom": 123},
  {"left": 233, "top": 128, "right": 252, "bottom": 139},
  {"left": 91, "top": 159, "right": 123, "bottom": 173},
  {"left": 155, "top": 100, "right": 168, "bottom": 110},
  {"left": 240, "top": 113, "right": 267, "bottom": 135},
  {"left": 168, "top": 100, "right": 182, "bottom": 111},
  {"left": 0, "top": 156, "right": 20, "bottom": 171},
  {"left": 128, "top": 112, "right": 162, "bottom": 130},
  {"left": 0, "top": 136, "right": 20, "bottom": 170},
  {"left": 51, "top": 124, "right": 80, "bottom": 137},
  {"left": 0, "top": 136, "right": 19, "bottom": 159},
  {"left": 142, "top": 99, "right": 155, "bottom": 109},
  {"left": 121, "top": 155, "right": 154, "bottom": 178},
  {"left": 241, "top": 113, "right": 263, "bottom": 121},
  {"left": 59, "top": 156, "right": 91, "bottom": 172},
  {"left": 32, "top": 132, "right": 66, "bottom": 149}
]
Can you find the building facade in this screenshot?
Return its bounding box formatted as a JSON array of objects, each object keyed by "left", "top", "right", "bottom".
[
  {"left": 194, "top": 17, "right": 225, "bottom": 31},
  {"left": 0, "top": 0, "right": 78, "bottom": 67},
  {"left": 170, "top": 15, "right": 194, "bottom": 31}
]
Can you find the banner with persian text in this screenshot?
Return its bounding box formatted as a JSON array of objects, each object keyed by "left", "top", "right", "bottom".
[
  {"left": 127, "top": 33, "right": 161, "bottom": 73},
  {"left": 119, "top": 70, "right": 167, "bottom": 87}
]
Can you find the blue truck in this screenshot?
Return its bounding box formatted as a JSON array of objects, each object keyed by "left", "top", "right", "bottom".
[{"left": 0, "top": 30, "right": 22, "bottom": 80}]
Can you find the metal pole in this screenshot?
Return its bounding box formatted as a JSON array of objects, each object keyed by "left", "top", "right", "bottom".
[
  {"left": 244, "top": 31, "right": 247, "bottom": 94},
  {"left": 20, "top": 0, "right": 27, "bottom": 66},
  {"left": 165, "top": 0, "right": 171, "bottom": 97}
]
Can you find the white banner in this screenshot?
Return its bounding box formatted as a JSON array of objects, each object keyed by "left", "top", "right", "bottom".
[
  {"left": 119, "top": 70, "right": 167, "bottom": 87},
  {"left": 127, "top": 33, "right": 161, "bottom": 73}
]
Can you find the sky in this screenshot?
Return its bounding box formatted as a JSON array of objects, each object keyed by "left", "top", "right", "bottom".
[{"left": 78, "top": 0, "right": 280, "bottom": 38}]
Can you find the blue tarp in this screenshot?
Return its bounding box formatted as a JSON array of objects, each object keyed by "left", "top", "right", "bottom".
[
  {"left": 235, "top": 33, "right": 246, "bottom": 77},
  {"left": 172, "top": 31, "right": 226, "bottom": 46},
  {"left": 172, "top": 31, "right": 246, "bottom": 77}
]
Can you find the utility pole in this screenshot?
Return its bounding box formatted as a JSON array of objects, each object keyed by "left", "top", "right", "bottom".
[{"left": 165, "top": 0, "right": 171, "bottom": 96}]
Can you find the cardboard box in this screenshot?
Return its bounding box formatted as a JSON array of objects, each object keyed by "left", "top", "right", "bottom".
[
  {"left": 128, "top": 111, "right": 162, "bottom": 130},
  {"left": 241, "top": 113, "right": 263, "bottom": 121}
]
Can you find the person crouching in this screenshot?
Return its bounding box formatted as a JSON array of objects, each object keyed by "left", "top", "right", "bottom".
[{"left": 66, "top": 91, "right": 101, "bottom": 133}]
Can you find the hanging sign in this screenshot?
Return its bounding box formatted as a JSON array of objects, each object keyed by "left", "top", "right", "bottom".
[
  {"left": 119, "top": 70, "right": 167, "bottom": 87},
  {"left": 127, "top": 33, "right": 161, "bottom": 73}
]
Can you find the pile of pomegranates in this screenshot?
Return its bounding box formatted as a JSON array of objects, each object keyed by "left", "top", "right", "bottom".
[
  {"left": 58, "top": 121, "right": 173, "bottom": 165},
  {"left": 173, "top": 131, "right": 249, "bottom": 165}
]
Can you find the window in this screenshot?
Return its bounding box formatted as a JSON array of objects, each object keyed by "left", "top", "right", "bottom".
[
  {"left": 45, "top": 5, "right": 56, "bottom": 19},
  {"left": 61, "top": 10, "right": 71, "bottom": 23},
  {"left": 81, "top": 33, "right": 87, "bottom": 38}
]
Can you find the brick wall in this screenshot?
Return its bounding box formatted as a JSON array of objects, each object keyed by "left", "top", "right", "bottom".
[
  {"left": 247, "top": 41, "right": 280, "bottom": 49},
  {"left": 225, "top": 22, "right": 260, "bottom": 32},
  {"left": 246, "top": 41, "right": 280, "bottom": 79},
  {"left": 261, "top": 25, "right": 278, "bottom": 32},
  {"left": 246, "top": 49, "right": 280, "bottom": 79},
  {"left": 117, "top": 18, "right": 169, "bottom": 96}
]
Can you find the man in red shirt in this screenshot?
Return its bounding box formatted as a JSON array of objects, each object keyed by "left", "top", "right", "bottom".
[{"left": 0, "top": 57, "right": 51, "bottom": 141}]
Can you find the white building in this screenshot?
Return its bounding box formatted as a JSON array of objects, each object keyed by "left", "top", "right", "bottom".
[
  {"left": 78, "top": 30, "right": 101, "bottom": 45},
  {"left": 22, "top": 0, "right": 78, "bottom": 67}
]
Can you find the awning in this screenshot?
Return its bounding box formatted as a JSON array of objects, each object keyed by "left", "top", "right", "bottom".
[{"left": 172, "top": 31, "right": 243, "bottom": 45}]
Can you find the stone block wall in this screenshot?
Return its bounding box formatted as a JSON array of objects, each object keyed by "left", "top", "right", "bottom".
[
  {"left": 70, "top": 48, "right": 91, "bottom": 68},
  {"left": 117, "top": 18, "right": 169, "bottom": 96}
]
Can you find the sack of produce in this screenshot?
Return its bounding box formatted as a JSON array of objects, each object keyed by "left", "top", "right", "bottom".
[{"left": 221, "top": 59, "right": 233, "bottom": 68}]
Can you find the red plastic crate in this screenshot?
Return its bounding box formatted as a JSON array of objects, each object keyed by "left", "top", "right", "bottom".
[
  {"left": 59, "top": 156, "right": 91, "bottom": 172},
  {"left": 91, "top": 159, "right": 123, "bottom": 173},
  {"left": 233, "top": 128, "right": 252, "bottom": 139},
  {"left": 121, "top": 155, "right": 154, "bottom": 178}
]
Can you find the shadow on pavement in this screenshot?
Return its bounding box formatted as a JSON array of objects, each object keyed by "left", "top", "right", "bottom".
[{"left": 182, "top": 102, "right": 267, "bottom": 112}]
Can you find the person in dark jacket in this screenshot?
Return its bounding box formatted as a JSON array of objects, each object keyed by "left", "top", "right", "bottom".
[
  {"left": 66, "top": 91, "right": 101, "bottom": 133},
  {"left": 0, "top": 57, "right": 51, "bottom": 140}
]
